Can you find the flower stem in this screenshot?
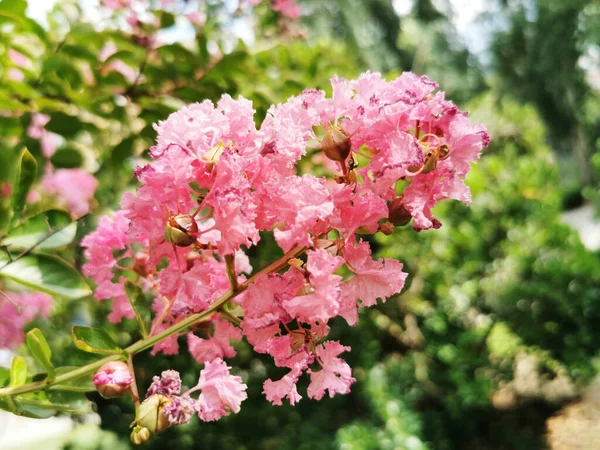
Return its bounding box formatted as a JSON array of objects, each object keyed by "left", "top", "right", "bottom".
[{"left": 0, "top": 245, "right": 306, "bottom": 400}]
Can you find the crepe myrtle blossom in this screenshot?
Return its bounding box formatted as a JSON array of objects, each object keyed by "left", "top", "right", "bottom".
[
  {"left": 83, "top": 72, "right": 488, "bottom": 437},
  {"left": 134, "top": 360, "right": 247, "bottom": 435}
]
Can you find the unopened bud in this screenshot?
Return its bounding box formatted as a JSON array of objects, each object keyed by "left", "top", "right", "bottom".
[
  {"left": 93, "top": 361, "right": 133, "bottom": 399},
  {"left": 137, "top": 394, "right": 172, "bottom": 433},
  {"left": 164, "top": 214, "right": 198, "bottom": 247},
  {"left": 321, "top": 124, "right": 351, "bottom": 162},
  {"left": 378, "top": 221, "right": 395, "bottom": 235},
  {"left": 388, "top": 197, "right": 412, "bottom": 226},
  {"left": 131, "top": 426, "right": 150, "bottom": 445}
]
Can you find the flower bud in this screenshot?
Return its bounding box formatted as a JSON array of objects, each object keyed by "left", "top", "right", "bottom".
[
  {"left": 388, "top": 197, "right": 412, "bottom": 226},
  {"left": 131, "top": 426, "right": 150, "bottom": 445},
  {"left": 137, "top": 394, "right": 172, "bottom": 433},
  {"left": 164, "top": 214, "right": 198, "bottom": 247},
  {"left": 92, "top": 361, "right": 133, "bottom": 399},
  {"left": 321, "top": 124, "right": 351, "bottom": 162},
  {"left": 378, "top": 221, "right": 395, "bottom": 235}
]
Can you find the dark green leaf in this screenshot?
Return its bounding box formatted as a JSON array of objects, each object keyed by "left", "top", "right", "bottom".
[
  {"left": 71, "top": 326, "right": 122, "bottom": 355},
  {"left": 49, "top": 147, "right": 83, "bottom": 168},
  {"left": 0, "top": 253, "right": 91, "bottom": 299},
  {"left": 26, "top": 328, "right": 55, "bottom": 381},
  {"left": 3, "top": 209, "right": 77, "bottom": 251},
  {"left": 45, "top": 112, "right": 82, "bottom": 138}
]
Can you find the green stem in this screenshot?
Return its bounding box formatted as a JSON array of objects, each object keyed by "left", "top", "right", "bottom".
[{"left": 0, "top": 245, "right": 306, "bottom": 399}]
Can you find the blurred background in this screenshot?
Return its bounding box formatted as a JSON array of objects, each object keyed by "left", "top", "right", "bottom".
[{"left": 1, "top": 0, "right": 599, "bottom": 449}]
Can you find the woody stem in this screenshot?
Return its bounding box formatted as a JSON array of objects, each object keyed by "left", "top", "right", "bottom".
[{"left": 0, "top": 245, "right": 307, "bottom": 399}]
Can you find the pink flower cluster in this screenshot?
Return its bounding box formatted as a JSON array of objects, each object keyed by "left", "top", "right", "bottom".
[
  {"left": 146, "top": 360, "right": 247, "bottom": 425},
  {"left": 26, "top": 113, "right": 98, "bottom": 218},
  {"left": 83, "top": 72, "right": 488, "bottom": 416},
  {"left": 0, "top": 291, "right": 53, "bottom": 349}
]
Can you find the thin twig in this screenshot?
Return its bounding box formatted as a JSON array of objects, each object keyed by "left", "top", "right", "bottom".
[{"left": 0, "top": 214, "right": 88, "bottom": 271}]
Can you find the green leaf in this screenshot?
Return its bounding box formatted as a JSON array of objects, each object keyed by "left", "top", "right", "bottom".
[
  {"left": 0, "top": 367, "right": 9, "bottom": 387},
  {"left": 158, "top": 11, "right": 175, "bottom": 29},
  {"left": 0, "top": 391, "right": 92, "bottom": 417},
  {"left": 26, "top": 328, "right": 55, "bottom": 381},
  {"left": 125, "top": 282, "right": 149, "bottom": 338},
  {"left": 72, "top": 326, "right": 122, "bottom": 355},
  {"left": 49, "top": 147, "right": 83, "bottom": 168},
  {"left": 49, "top": 367, "right": 95, "bottom": 392},
  {"left": 3, "top": 210, "right": 77, "bottom": 251},
  {"left": 11, "top": 148, "right": 37, "bottom": 226},
  {"left": 0, "top": 253, "right": 91, "bottom": 299},
  {"left": 9, "top": 356, "right": 27, "bottom": 387}
]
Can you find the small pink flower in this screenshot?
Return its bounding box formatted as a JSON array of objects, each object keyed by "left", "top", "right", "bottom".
[
  {"left": 197, "top": 359, "right": 247, "bottom": 422},
  {"left": 272, "top": 0, "right": 301, "bottom": 18},
  {"left": 42, "top": 168, "right": 98, "bottom": 217},
  {"left": 0, "top": 292, "right": 53, "bottom": 350},
  {"left": 187, "top": 317, "right": 242, "bottom": 363},
  {"left": 307, "top": 341, "right": 355, "bottom": 400},
  {"left": 147, "top": 369, "right": 182, "bottom": 397},
  {"left": 282, "top": 249, "right": 343, "bottom": 323},
  {"left": 341, "top": 239, "right": 407, "bottom": 321}
]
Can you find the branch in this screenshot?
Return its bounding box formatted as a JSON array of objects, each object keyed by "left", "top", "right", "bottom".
[
  {"left": 0, "top": 245, "right": 306, "bottom": 399},
  {"left": 0, "top": 214, "right": 88, "bottom": 271}
]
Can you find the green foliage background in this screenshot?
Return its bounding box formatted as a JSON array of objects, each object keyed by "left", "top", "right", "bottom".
[{"left": 1, "top": 0, "right": 599, "bottom": 449}]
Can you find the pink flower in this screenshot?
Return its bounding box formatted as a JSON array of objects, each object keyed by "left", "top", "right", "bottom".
[
  {"left": 187, "top": 317, "right": 242, "bottom": 363},
  {"left": 330, "top": 184, "right": 388, "bottom": 240},
  {"left": 147, "top": 370, "right": 182, "bottom": 397},
  {"left": 0, "top": 291, "right": 53, "bottom": 350},
  {"left": 272, "top": 0, "right": 301, "bottom": 18},
  {"left": 340, "top": 240, "right": 407, "bottom": 325},
  {"left": 102, "top": 0, "right": 132, "bottom": 10},
  {"left": 283, "top": 249, "right": 343, "bottom": 323},
  {"left": 307, "top": 341, "right": 355, "bottom": 400},
  {"left": 186, "top": 11, "right": 205, "bottom": 27},
  {"left": 263, "top": 364, "right": 304, "bottom": 406},
  {"left": 402, "top": 166, "right": 472, "bottom": 230},
  {"left": 163, "top": 394, "right": 196, "bottom": 425},
  {"left": 197, "top": 359, "right": 247, "bottom": 422},
  {"left": 261, "top": 175, "right": 333, "bottom": 252},
  {"left": 42, "top": 168, "right": 98, "bottom": 217}
]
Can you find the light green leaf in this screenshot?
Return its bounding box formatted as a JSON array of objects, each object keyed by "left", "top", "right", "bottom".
[
  {"left": 26, "top": 328, "right": 55, "bottom": 381},
  {"left": 11, "top": 148, "right": 37, "bottom": 226},
  {"left": 71, "top": 326, "right": 122, "bottom": 355},
  {"left": 3, "top": 210, "right": 77, "bottom": 251},
  {"left": 49, "top": 367, "right": 95, "bottom": 392},
  {"left": 9, "top": 356, "right": 27, "bottom": 387},
  {"left": 0, "top": 253, "right": 91, "bottom": 299}
]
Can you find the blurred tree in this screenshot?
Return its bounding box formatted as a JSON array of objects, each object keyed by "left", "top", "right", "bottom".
[{"left": 491, "top": 0, "right": 600, "bottom": 189}]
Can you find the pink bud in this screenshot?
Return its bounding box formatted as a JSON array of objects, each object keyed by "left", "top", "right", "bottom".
[{"left": 93, "top": 361, "right": 133, "bottom": 398}]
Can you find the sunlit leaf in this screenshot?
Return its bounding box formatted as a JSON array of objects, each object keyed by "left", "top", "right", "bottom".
[
  {"left": 0, "top": 253, "right": 91, "bottom": 299},
  {"left": 3, "top": 209, "right": 77, "bottom": 251},
  {"left": 26, "top": 328, "right": 55, "bottom": 381},
  {"left": 9, "top": 356, "right": 27, "bottom": 387},
  {"left": 71, "top": 326, "right": 122, "bottom": 355}
]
